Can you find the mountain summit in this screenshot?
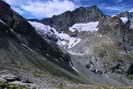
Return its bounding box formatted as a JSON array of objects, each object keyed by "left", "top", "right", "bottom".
[{"left": 41, "top": 5, "right": 104, "bottom": 32}]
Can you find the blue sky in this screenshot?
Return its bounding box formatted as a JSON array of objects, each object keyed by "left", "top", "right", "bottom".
[{"left": 4, "top": 0, "right": 133, "bottom": 19}]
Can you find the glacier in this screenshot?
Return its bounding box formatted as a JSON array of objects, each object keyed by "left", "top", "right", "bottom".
[
  {"left": 28, "top": 21, "right": 81, "bottom": 49},
  {"left": 69, "top": 21, "right": 99, "bottom": 32}
]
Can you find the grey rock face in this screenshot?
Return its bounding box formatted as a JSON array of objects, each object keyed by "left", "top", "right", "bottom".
[
  {"left": 98, "top": 16, "right": 130, "bottom": 51},
  {"left": 41, "top": 6, "right": 104, "bottom": 32}
]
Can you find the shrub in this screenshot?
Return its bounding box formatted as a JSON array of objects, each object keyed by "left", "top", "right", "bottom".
[{"left": 0, "top": 82, "right": 36, "bottom": 89}]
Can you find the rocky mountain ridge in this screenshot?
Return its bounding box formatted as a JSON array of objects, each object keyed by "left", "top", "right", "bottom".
[{"left": 41, "top": 5, "right": 104, "bottom": 32}]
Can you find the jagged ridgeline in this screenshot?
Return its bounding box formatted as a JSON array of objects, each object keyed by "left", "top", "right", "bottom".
[{"left": 1, "top": 0, "right": 133, "bottom": 88}]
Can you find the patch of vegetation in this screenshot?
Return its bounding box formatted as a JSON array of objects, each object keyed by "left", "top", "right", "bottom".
[
  {"left": 128, "top": 75, "right": 133, "bottom": 80},
  {"left": 56, "top": 83, "right": 65, "bottom": 89},
  {"left": 125, "top": 52, "right": 133, "bottom": 61},
  {"left": 32, "top": 70, "right": 43, "bottom": 77},
  {"left": 32, "top": 69, "right": 50, "bottom": 77},
  {"left": 0, "top": 81, "right": 36, "bottom": 89}
]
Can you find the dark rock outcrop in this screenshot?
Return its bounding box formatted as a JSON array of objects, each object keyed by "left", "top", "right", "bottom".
[{"left": 127, "top": 64, "right": 133, "bottom": 75}]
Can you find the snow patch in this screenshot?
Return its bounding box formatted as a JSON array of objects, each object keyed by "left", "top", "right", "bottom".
[
  {"left": 28, "top": 21, "right": 54, "bottom": 35},
  {"left": 120, "top": 17, "right": 128, "bottom": 24},
  {"left": 72, "top": 66, "right": 79, "bottom": 72},
  {"left": 0, "top": 19, "right": 6, "bottom": 24},
  {"left": 56, "top": 32, "right": 81, "bottom": 49},
  {"left": 69, "top": 21, "right": 99, "bottom": 32},
  {"left": 111, "top": 15, "right": 117, "bottom": 17},
  {"left": 28, "top": 21, "right": 81, "bottom": 49},
  {"left": 67, "top": 37, "right": 81, "bottom": 49}
]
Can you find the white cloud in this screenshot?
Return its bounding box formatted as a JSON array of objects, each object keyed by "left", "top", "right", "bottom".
[
  {"left": 99, "top": 4, "right": 123, "bottom": 11},
  {"left": 105, "top": 7, "right": 121, "bottom": 11},
  {"left": 4, "top": 0, "right": 28, "bottom": 15},
  {"left": 4, "top": 0, "right": 16, "bottom": 5},
  {"left": 4, "top": 0, "right": 25, "bottom": 5},
  {"left": 21, "top": 0, "right": 78, "bottom": 18},
  {"left": 4, "top": 0, "right": 78, "bottom": 18}
]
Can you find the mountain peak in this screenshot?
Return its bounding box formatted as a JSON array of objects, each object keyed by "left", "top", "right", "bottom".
[
  {"left": 74, "top": 5, "right": 103, "bottom": 15},
  {"left": 76, "top": 5, "right": 98, "bottom": 9},
  {"left": 89, "top": 5, "right": 98, "bottom": 8},
  {"left": 41, "top": 5, "right": 104, "bottom": 32}
]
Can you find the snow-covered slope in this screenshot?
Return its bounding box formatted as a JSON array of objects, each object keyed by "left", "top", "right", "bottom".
[
  {"left": 28, "top": 21, "right": 56, "bottom": 36},
  {"left": 69, "top": 21, "right": 99, "bottom": 32},
  {"left": 56, "top": 33, "right": 81, "bottom": 49},
  {"left": 28, "top": 21, "right": 81, "bottom": 49},
  {"left": 120, "top": 17, "right": 128, "bottom": 24},
  {"left": 29, "top": 21, "right": 101, "bottom": 49}
]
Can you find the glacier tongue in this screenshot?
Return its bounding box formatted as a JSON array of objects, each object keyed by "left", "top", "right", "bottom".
[
  {"left": 28, "top": 21, "right": 81, "bottom": 49},
  {"left": 69, "top": 21, "right": 99, "bottom": 32}
]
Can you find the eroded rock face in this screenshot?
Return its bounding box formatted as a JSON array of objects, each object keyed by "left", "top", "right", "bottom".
[{"left": 98, "top": 16, "right": 130, "bottom": 51}]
